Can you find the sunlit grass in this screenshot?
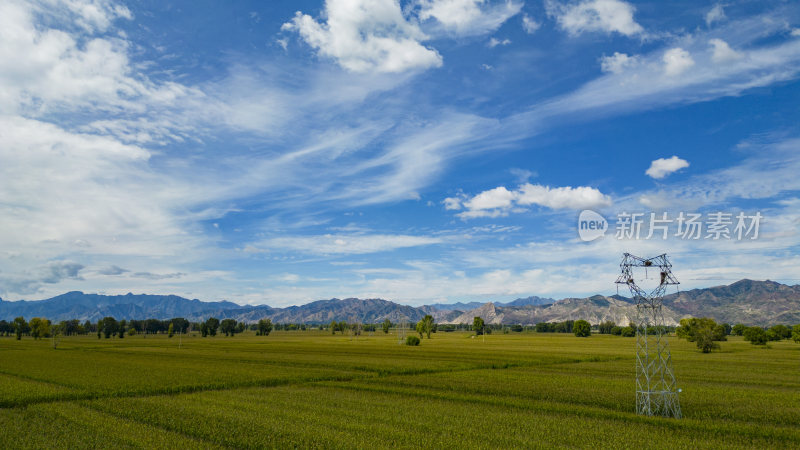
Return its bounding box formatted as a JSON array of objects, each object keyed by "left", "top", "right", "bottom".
[{"left": 0, "top": 331, "right": 797, "bottom": 447}]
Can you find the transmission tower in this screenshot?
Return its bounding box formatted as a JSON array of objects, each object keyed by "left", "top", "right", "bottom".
[
  {"left": 615, "top": 252, "right": 681, "bottom": 418},
  {"left": 397, "top": 316, "right": 407, "bottom": 345}
]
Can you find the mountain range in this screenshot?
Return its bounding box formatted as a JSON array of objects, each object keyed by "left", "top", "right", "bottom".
[{"left": 0, "top": 279, "right": 798, "bottom": 326}]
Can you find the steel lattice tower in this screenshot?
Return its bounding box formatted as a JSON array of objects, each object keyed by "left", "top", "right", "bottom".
[{"left": 615, "top": 253, "right": 681, "bottom": 418}]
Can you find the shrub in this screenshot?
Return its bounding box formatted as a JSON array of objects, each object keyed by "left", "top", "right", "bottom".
[
  {"left": 676, "top": 317, "right": 726, "bottom": 352},
  {"left": 620, "top": 326, "right": 635, "bottom": 337},
  {"left": 743, "top": 327, "right": 767, "bottom": 345},
  {"left": 768, "top": 324, "right": 791, "bottom": 340},
  {"left": 731, "top": 324, "right": 747, "bottom": 336},
  {"left": 573, "top": 320, "right": 591, "bottom": 337},
  {"left": 405, "top": 336, "right": 420, "bottom": 346}
]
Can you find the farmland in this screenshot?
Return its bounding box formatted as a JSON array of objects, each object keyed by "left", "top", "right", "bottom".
[{"left": 0, "top": 331, "right": 798, "bottom": 448}]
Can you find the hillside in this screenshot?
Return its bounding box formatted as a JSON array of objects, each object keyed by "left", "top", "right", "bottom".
[{"left": 0, "top": 280, "right": 798, "bottom": 325}]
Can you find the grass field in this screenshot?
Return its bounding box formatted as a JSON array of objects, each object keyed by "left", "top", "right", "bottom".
[{"left": 0, "top": 330, "right": 798, "bottom": 448}]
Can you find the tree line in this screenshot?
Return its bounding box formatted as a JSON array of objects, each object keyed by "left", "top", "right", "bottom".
[{"left": 3, "top": 315, "right": 798, "bottom": 348}]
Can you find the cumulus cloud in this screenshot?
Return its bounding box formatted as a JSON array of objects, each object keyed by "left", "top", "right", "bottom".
[
  {"left": 418, "top": 0, "right": 523, "bottom": 36},
  {"left": 282, "top": 0, "right": 524, "bottom": 72},
  {"left": 792, "top": 28, "right": 800, "bottom": 37},
  {"left": 516, "top": 184, "right": 613, "bottom": 209},
  {"left": 281, "top": 0, "right": 442, "bottom": 73},
  {"left": 522, "top": 14, "right": 541, "bottom": 34},
  {"left": 662, "top": 47, "right": 694, "bottom": 76},
  {"left": 547, "top": 0, "right": 644, "bottom": 37},
  {"left": 645, "top": 156, "right": 689, "bottom": 179},
  {"left": 0, "top": 0, "right": 190, "bottom": 116},
  {"left": 448, "top": 183, "right": 612, "bottom": 218},
  {"left": 600, "top": 52, "right": 638, "bottom": 74},
  {"left": 709, "top": 38, "right": 740, "bottom": 63},
  {"left": 705, "top": 4, "right": 726, "bottom": 27}
]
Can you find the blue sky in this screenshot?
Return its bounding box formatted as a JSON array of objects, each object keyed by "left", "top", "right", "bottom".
[{"left": 2, "top": 0, "right": 800, "bottom": 306}]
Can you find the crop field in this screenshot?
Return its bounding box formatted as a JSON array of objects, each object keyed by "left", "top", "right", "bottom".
[{"left": 0, "top": 331, "right": 798, "bottom": 449}]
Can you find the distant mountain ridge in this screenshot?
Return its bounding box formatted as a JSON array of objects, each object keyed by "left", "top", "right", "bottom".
[{"left": 0, "top": 280, "right": 797, "bottom": 326}]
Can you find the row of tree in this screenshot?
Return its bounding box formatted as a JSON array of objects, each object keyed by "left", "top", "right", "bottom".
[
  {"left": 4, "top": 315, "right": 798, "bottom": 347},
  {"left": 675, "top": 317, "right": 800, "bottom": 352}
]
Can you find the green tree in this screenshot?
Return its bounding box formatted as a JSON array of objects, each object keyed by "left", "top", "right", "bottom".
[
  {"left": 101, "top": 317, "right": 118, "bottom": 339},
  {"left": 13, "top": 317, "right": 28, "bottom": 340},
  {"left": 598, "top": 321, "right": 616, "bottom": 334},
  {"left": 743, "top": 326, "right": 767, "bottom": 345},
  {"left": 676, "top": 317, "right": 727, "bottom": 351},
  {"left": 473, "top": 316, "right": 485, "bottom": 336},
  {"left": 118, "top": 320, "right": 126, "bottom": 339},
  {"left": 420, "top": 315, "right": 434, "bottom": 339},
  {"left": 415, "top": 320, "right": 424, "bottom": 338},
  {"left": 382, "top": 319, "right": 391, "bottom": 334},
  {"left": 220, "top": 319, "right": 237, "bottom": 336},
  {"left": 29, "top": 317, "right": 50, "bottom": 339},
  {"left": 200, "top": 322, "right": 208, "bottom": 337},
  {"left": 694, "top": 326, "right": 721, "bottom": 353},
  {"left": 258, "top": 319, "right": 273, "bottom": 336},
  {"left": 768, "top": 324, "right": 791, "bottom": 340},
  {"left": 205, "top": 317, "right": 219, "bottom": 337},
  {"left": 330, "top": 320, "right": 338, "bottom": 335},
  {"left": 731, "top": 323, "right": 747, "bottom": 336},
  {"left": 573, "top": 320, "right": 591, "bottom": 337},
  {"left": 792, "top": 324, "right": 800, "bottom": 343},
  {"left": 338, "top": 321, "right": 347, "bottom": 335},
  {"left": 168, "top": 322, "right": 174, "bottom": 338},
  {"left": 50, "top": 321, "right": 63, "bottom": 349}
]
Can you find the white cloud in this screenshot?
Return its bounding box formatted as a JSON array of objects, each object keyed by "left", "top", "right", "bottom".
[
  {"left": 464, "top": 186, "right": 518, "bottom": 210},
  {"left": 281, "top": 0, "right": 442, "bottom": 73},
  {"left": 792, "top": 28, "right": 800, "bottom": 37},
  {"left": 524, "top": 14, "right": 800, "bottom": 121},
  {"left": 709, "top": 38, "right": 740, "bottom": 63},
  {"left": 418, "top": 0, "right": 523, "bottom": 36},
  {"left": 443, "top": 195, "right": 465, "bottom": 210},
  {"left": 516, "top": 184, "right": 613, "bottom": 209},
  {"left": 453, "top": 183, "right": 612, "bottom": 219},
  {"left": 488, "top": 37, "right": 511, "bottom": 47},
  {"left": 705, "top": 3, "right": 726, "bottom": 27},
  {"left": 0, "top": 0, "right": 189, "bottom": 116},
  {"left": 662, "top": 47, "right": 694, "bottom": 76},
  {"left": 253, "top": 234, "right": 443, "bottom": 255},
  {"left": 600, "top": 52, "right": 637, "bottom": 74},
  {"left": 547, "top": 0, "right": 644, "bottom": 37},
  {"left": 522, "top": 14, "right": 541, "bottom": 34},
  {"left": 645, "top": 156, "right": 690, "bottom": 179}
]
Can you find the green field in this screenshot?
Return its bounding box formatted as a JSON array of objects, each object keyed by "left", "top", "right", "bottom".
[{"left": 0, "top": 331, "right": 798, "bottom": 448}]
